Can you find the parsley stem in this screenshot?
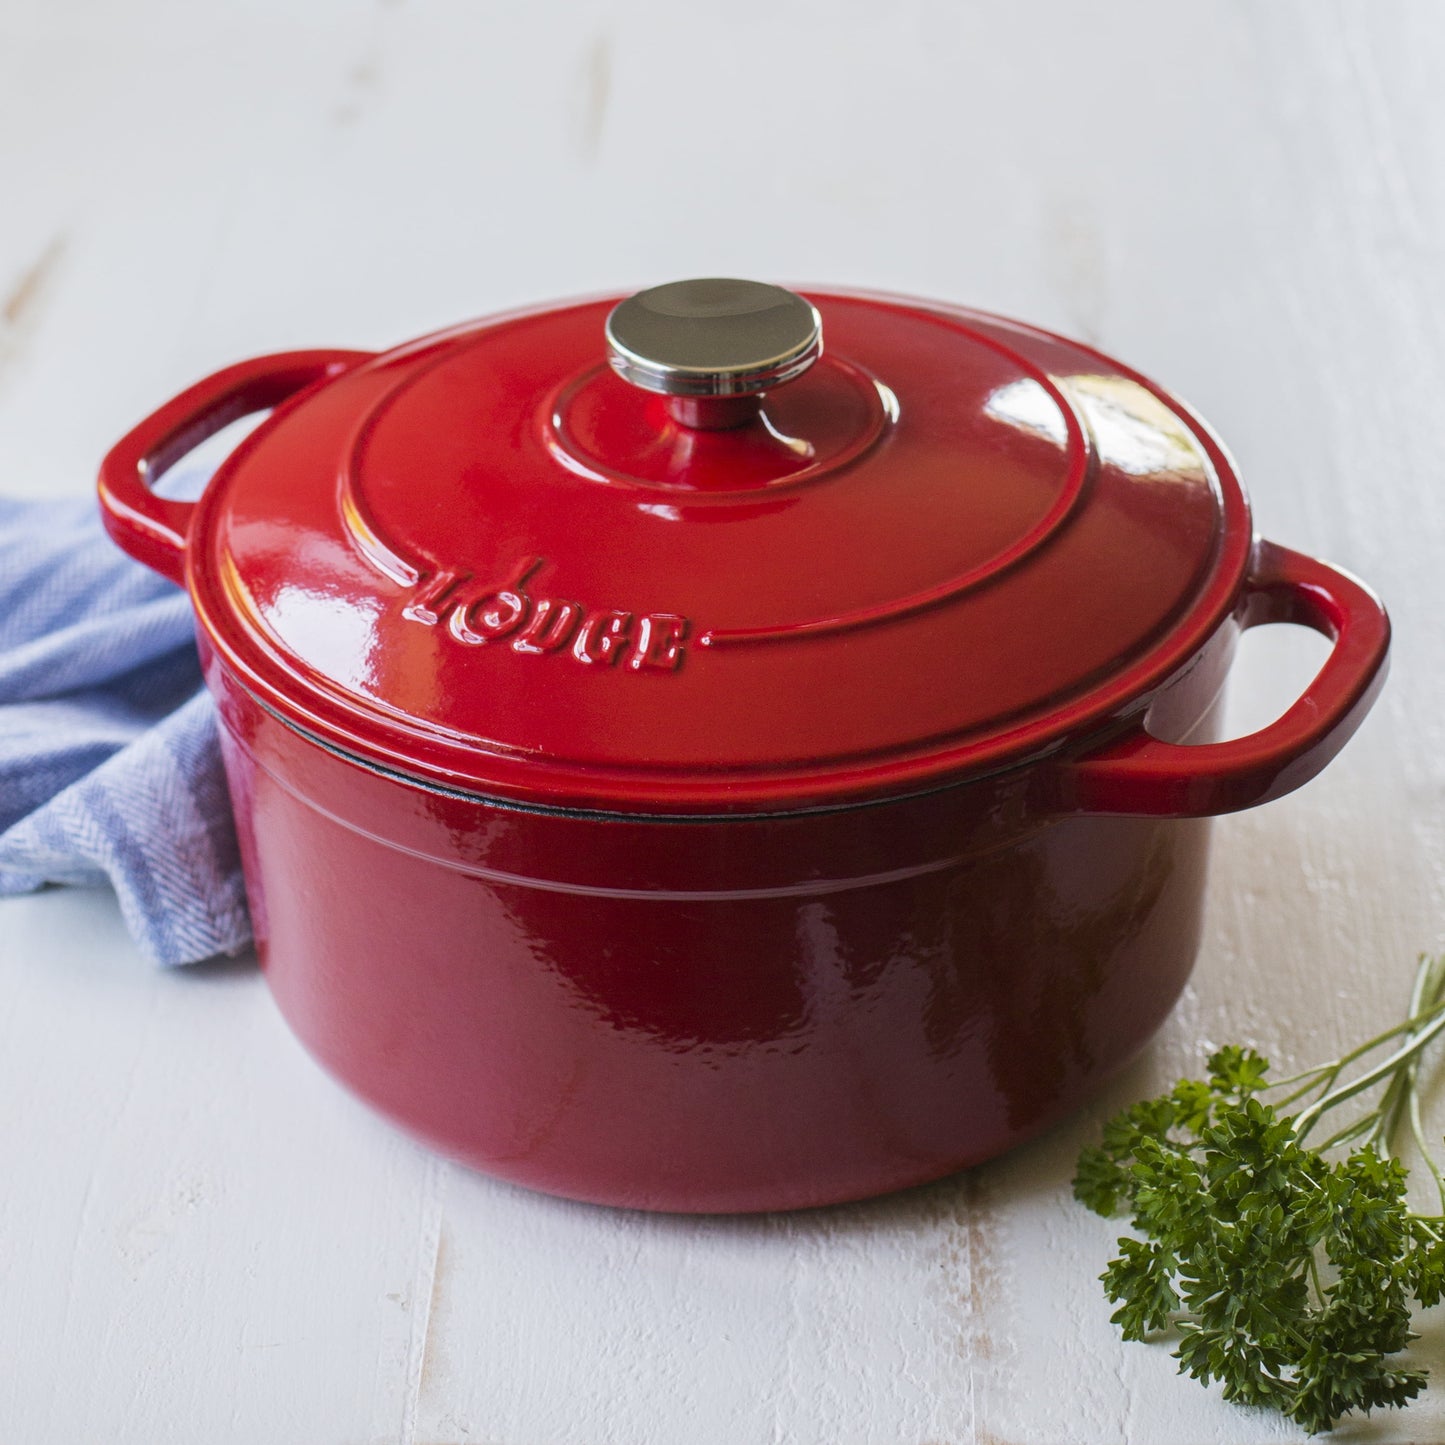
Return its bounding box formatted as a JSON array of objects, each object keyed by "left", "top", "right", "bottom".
[
  {"left": 1270, "top": 1061, "right": 1338, "bottom": 1091},
  {"left": 1272, "top": 1068, "right": 1341, "bottom": 1110},
  {"left": 1269, "top": 994, "right": 1445, "bottom": 1106},
  {"left": 1374, "top": 1067, "right": 1412, "bottom": 1151},
  {"left": 1408, "top": 1081, "right": 1445, "bottom": 1214},
  {"left": 1317, "top": 1114, "right": 1379, "bottom": 1152},
  {"left": 1294, "top": 1005, "right": 1445, "bottom": 1141}
]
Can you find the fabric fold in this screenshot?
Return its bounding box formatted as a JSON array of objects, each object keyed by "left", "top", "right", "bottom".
[{"left": 0, "top": 493, "right": 251, "bottom": 965}]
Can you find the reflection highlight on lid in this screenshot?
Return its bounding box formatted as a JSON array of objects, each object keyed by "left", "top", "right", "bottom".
[
  {"left": 986, "top": 374, "right": 1210, "bottom": 481},
  {"left": 983, "top": 377, "right": 1069, "bottom": 446}
]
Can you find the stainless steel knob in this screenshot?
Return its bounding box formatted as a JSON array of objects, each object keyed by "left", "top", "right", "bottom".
[{"left": 605, "top": 279, "right": 823, "bottom": 399}]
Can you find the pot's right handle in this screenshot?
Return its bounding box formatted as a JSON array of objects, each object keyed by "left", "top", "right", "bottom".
[
  {"left": 98, "top": 349, "right": 371, "bottom": 585},
  {"left": 1049, "top": 540, "right": 1390, "bottom": 818}
]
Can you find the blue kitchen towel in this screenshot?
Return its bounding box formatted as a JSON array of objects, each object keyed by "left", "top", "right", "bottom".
[{"left": 0, "top": 490, "right": 251, "bottom": 965}]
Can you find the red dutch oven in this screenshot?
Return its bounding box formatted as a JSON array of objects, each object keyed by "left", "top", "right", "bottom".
[{"left": 99, "top": 280, "right": 1389, "bottom": 1213}]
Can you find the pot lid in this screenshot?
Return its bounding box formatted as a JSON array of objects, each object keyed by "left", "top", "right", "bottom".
[{"left": 190, "top": 280, "right": 1251, "bottom": 813}]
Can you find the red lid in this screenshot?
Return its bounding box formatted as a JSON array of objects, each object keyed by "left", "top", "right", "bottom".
[{"left": 189, "top": 281, "right": 1251, "bottom": 814}]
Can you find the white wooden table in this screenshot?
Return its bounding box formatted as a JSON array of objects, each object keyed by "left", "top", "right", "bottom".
[{"left": 4, "top": 3, "right": 1444, "bottom": 1440}]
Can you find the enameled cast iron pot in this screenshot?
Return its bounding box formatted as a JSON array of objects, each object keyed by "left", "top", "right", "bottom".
[{"left": 99, "top": 280, "right": 1390, "bottom": 1213}]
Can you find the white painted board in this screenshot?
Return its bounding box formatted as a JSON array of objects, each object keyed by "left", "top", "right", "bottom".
[{"left": 3, "top": 3, "right": 1445, "bottom": 1440}]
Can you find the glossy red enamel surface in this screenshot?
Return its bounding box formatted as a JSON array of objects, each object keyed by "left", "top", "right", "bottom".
[
  {"left": 98, "top": 284, "right": 1392, "bottom": 1212},
  {"left": 177, "top": 294, "right": 1252, "bottom": 812},
  {"left": 212, "top": 659, "right": 1221, "bottom": 1212}
]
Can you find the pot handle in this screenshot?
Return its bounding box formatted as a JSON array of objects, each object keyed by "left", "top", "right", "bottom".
[
  {"left": 98, "top": 349, "right": 372, "bottom": 585},
  {"left": 1050, "top": 540, "right": 1390, "bottom": 818}
]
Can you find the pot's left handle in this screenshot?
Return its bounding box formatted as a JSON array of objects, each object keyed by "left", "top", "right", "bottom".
[
  {"left": 98, "top": 349, "right": 372, "bottom": 585},
  {"left": 1047, "top": 540, "right": 1390, "bottom": 818}
]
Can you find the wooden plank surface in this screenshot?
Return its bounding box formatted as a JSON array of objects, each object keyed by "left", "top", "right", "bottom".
[{"left": 3, "top": 3, "right": 1444, "bottom": 1440}]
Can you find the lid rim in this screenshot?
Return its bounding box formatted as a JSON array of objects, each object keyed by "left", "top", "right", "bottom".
[
  {"left": 243, "top": 689, "right": 1053, "bottom": 822},
  {"left": 194, "top": 564, "right": 1243, "bottom": 816},
  {"left": 185, "top": 288, "right": 1253, "bottom": 816}
]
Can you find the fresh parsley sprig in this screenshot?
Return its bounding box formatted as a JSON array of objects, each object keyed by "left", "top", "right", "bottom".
[{"left": 1074, "top": 953, "right": 1445, "bottom": 1435}]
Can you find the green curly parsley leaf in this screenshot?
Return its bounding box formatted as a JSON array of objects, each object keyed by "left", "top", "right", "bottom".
[{"left": 1074, "top": 954, "right": 1445, "bottom": 1435}]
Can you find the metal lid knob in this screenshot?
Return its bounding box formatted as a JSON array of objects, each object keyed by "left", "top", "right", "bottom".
[{"left": 605, "top": 279, "right": 823, "bottom": 398}]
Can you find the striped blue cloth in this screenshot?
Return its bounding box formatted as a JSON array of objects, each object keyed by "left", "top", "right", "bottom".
[{"left": 0, "top": 490, "right": 251, "bottom": 965}]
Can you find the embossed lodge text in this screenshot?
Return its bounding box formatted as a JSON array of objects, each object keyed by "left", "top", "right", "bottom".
[{"left": 399, "top": 558, "right": 690, "bottom": 671}]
